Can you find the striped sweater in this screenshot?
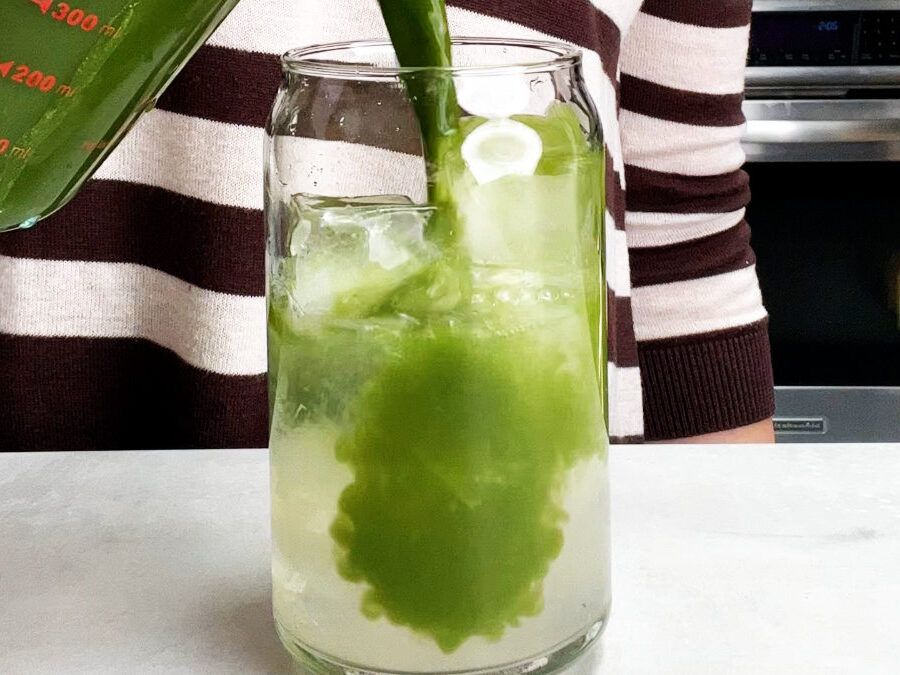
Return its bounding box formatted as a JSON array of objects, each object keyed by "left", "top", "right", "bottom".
[{"left": 0, "top": 0, "right": 774, "bottom": 449}]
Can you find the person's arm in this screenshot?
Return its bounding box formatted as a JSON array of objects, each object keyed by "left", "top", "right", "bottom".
[
  {"left": 659, "top": 419, "right": 775, "bottom": 444},
  {"left": 619, "top": 0, "right": 775, "bottom": 443}
]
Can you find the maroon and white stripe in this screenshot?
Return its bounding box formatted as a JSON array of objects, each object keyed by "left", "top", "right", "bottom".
[
  {"left": 621, "top": 1, "right": 773, "bottom": 438},
  {"left": 0, "top": 0, "right": 773, "bottom": 449}
]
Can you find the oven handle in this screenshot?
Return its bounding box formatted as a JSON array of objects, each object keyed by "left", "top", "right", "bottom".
[
  {"left": 744, "top": 118, "right": 900, "bottom": 144},
  {"left": 746, "top": 66, "right": 900, "bottom": 90}
]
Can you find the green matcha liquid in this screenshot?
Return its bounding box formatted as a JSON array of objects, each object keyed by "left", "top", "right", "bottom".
[
  {"left": 376, "top": 0, "right": 461, "bottom": 248},
  {"left": 0, "top": 0, "right": 239, "bottom": 232}
]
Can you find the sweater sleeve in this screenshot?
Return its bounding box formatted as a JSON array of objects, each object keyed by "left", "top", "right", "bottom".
[{"left": 619, "top": 0, "right": 775, "bottom": 440}]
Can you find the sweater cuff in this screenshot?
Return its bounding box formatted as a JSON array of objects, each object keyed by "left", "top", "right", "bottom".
[{"left": 637, "top": 319, "right": 775, "bottom": 441}]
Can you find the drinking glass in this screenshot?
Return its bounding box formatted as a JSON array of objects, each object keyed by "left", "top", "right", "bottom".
[{"left": 265, "top": 38, "right": 610, "bottom": 675}]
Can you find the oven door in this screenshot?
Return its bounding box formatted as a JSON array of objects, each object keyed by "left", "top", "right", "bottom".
[{"left": 742, "top": 98, "right": 900, "bottom": 442}]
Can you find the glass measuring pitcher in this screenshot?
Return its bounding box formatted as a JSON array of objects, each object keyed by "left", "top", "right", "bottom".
[
  {"left": 266, "top": 39, "right": 610, "bottom": 674},
  {"left": 0, "top": 0, "right": 240, "bottom": 232}
]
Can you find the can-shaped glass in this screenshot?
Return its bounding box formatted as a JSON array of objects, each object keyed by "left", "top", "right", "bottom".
[{"left": 265, "top": 38, "right": 610, "bottom": 675}]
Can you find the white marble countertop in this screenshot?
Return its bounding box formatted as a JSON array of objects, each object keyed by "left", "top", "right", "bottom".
[{"left": 2, "top": 444, "right": 899, "bottom": 674}]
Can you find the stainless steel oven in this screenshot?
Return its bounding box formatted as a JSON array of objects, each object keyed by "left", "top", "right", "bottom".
[{"left": 742, "top": 1, "right": 900, "bottom": 442}]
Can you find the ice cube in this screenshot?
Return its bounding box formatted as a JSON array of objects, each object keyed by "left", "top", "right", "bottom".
[
  {"left": 460, "top": 118, "right": 543, "bottom": 185},
  {"left": 283, "top": 194, "right": 439, "bottom": 318},
  {"left": 455, "top": 173, "right": 584, "bottom": 269},
  {"left": 289, "top": 193, "right": 432, "bottom": 264}
]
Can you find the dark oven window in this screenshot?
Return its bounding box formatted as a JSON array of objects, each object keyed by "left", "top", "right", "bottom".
[{"left": 746, "top": 162, "right": 900, "bottom": 386}]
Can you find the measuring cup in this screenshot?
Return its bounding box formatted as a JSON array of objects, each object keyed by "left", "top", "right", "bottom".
[{"left": 0, "top": 0, "right": 240, "bottom": 232}]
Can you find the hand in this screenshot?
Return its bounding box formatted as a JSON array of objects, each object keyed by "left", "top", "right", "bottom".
[{"left": 659, "top": 418, "right": 775, "bottom": 444}]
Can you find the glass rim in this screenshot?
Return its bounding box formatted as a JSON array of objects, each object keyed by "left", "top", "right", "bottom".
[{"left": 281, "top": 37, "right": 582, "bottom": 79}]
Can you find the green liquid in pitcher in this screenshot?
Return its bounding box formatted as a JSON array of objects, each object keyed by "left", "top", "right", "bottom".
[
  {"left": 0, "top": 0, "right": 237, "bottom": 232},
  {"left": 270, "top": 0, "right": 608, "bottom": 659}
]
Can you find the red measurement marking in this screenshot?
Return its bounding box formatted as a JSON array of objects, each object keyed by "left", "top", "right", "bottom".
[
  {"left": 51, "top": 2, "right": 69, "bottom": 20},
  {"left": 30, "top": 0, "right": 53, "bottom": 14},
  {"left": 0, "top": 139, "right": 30, "bottom": 161},
  {"left": 11, "top": 65, "right": 29, "bottom": 83},
  {"left": 0, "top": 60, "right": 73, "bottom": 97},
  {"left": 82, "top": 140, "right": 110, "bottom": 152},
  {"left": 26, "top": 70, "right": 43, "bottom": 88},
  {"left": 39, "top": 75, "right": 57, "bottom": 92},
  {"left": 37, "top": 2, "right": 114, "bottom": 35},
  {"left": 32, "top": 0, "right": 115, "bottom": 36}
]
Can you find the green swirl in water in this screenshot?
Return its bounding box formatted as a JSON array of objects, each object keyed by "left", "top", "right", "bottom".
[{"left": 330, "top": 331, "right": 602, "bottom": 653}]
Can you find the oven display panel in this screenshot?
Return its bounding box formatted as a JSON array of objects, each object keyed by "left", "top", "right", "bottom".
[{"left": 749, "top": 11, "right": 900, "bottom": 67}]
